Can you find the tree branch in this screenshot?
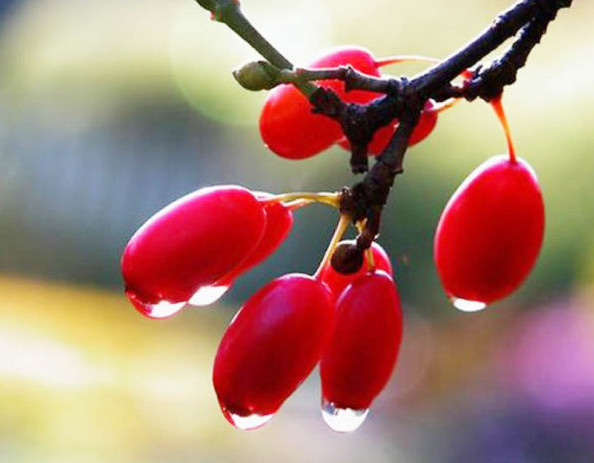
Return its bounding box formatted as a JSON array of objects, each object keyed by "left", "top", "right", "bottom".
[{"left": 339, "top": 0, "right": 572, "bottom": 248}]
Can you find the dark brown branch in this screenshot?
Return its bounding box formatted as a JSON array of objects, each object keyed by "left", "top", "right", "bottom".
[
  {"left": 409, "top": 0, "right": 539, "bottom": 96},
  {"left": 310, "top": 0, "right": 571, "bottom": 176},
  {"left": 459, "top": 8, "right": 559, "bottom": 101},
  {"left": 335, "top": 0, "right": 572, "bottom": 250},
  {"left": 341, "top": 114, "right": 421, "bottom": 245}
]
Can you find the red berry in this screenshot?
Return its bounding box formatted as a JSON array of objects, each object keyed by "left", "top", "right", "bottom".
[
  {"left": 121, "top": 185, "right": 267, "bottom": 318},
  {"left": 215, "top": 197, "right": 293, "bottom": 287},
  {"left": 213, "top": 273, "right": 335, "bottom": 430},
  {"left": 434, "top": 155, "right": 545, "bottom": 311},
  {"left": 308, "top": 46, "right": 383, "bottom": 102},
  {"left": 259, "top": 46, "right": 385, "bottom": 160},
  {"left": 320, "top": 270, "right": 403, "bottom": 432},
  {"left": 319, "top": 240, "right": 393, "bottom": 299},
  {"left": 191, "top": 195, "right": 294, "bottom": 306},
  {"left": 337, "top": 100, "right": 438, "bottom": 155},
  {"left": 221, "top": 195, "right": 293, "bottom": 282}
]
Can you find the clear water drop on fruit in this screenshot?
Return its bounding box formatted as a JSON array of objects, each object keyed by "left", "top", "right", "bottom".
[
  {"left": 145, "top": 300, "right": 186, "bottom": 318},
  {"left": 452, "top": 298, "right": 487, "bottom": 313},
  {"left": 225, "top": 411, "right": 274, "bottom": 431},
  {"left": 321, "top": 399, "right": 369, "bottom": 433},
  {"left": 188, "top": 285, "right": 229, "bottom": 306},
  {"left": 126, "top": 290, "right": 186, "bottom": 319}
]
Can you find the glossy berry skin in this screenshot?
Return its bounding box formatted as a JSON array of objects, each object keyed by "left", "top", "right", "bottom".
[
  {"left": 320, "top": 270, "right": 403, "bottom": 410},
  {"left": 434, "top": 155, "right": 545, "bottom": 306},
  {"left": 337, "top": 100, "right": 438, "bottom": 155},
  {"left": 213, "top": 274, "right": 335, "bottom": 427},
  {"left": 216, "top": 197, "right": 293, "bottom": 287},
  {"left": 319, "top": 240, "right": 393, "bottom": 299},
  {"left": 259, "top": 46, "right": 384, "bottom": 160},
  {"left": 121, "top": 186, "right": 266, "bottom": 310}
]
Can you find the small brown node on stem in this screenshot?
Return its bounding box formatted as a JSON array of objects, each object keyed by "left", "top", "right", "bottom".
[{"left": 331, "top": 242, "right": 364, "bottom": 274}]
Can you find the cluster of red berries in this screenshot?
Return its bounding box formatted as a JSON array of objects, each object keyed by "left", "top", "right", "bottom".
[
  {"left": 122, "top": 185, "right": 402, "bottom": 432},
  {"left": 259, "top": 46, "right": 440, "bottom": 159},
  {"left": 258, "top": 46, "right": 545, "bottom": 310},
  {"left": 121, "top": 47, "right": 545, "bottom": 432}
]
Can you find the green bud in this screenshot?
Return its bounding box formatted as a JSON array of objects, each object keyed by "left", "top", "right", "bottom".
[{"left": 232, "top": 61, "right": 281, "bottom": 91}]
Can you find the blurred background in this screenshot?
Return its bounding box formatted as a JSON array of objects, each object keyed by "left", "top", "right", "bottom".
[{"left": 0, "top": 0, "right": 593, "bottom": 461}]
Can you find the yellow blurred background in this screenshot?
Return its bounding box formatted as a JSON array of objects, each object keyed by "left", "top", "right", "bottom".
[{"left": 0, "top": 0, "right": 593, "bottom": 461}]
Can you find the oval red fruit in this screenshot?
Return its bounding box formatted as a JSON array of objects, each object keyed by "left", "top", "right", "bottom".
[
  {"left": 216, "top": 197, "right": 293, "bottom": 287},
  {"left": 213, "top": 273, "right": 335, "bottom": 430},
  {"left": 259, "top": 46, "right": 385, "bottom": 160},
  {"left": 434, "top": 155, "right": 545, "bottom": 309},
  {"left": 320, "top": 270, "right": 403, "bottom": 431},
  {"left": 121, "top": 186, "right": 267, "bottom": 315},
  {"left": 188, "top": 195, "right": 294, "bottom": 307}
]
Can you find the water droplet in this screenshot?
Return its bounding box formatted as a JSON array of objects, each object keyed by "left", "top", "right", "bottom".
[
  {"left": 144, "top": 300, "right": 186, "bottom": 319},
  {"left": 321, "top": 398, "right": 369, "bottom": 433},
  {"left": 126, "top": 291, "right": 185, "bottom": 319},
  {"left": 225, "top": 411, "right": 274, "bottom": 431},
  {"left": 188, "top": 285, "right": 229, "bottom": 306},
  {"left": 452, "top": 297, "right": 487, "bottom": 313}
]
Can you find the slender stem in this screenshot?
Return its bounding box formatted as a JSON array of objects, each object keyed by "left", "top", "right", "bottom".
[
  {"left": 375, "top": 55, "right": 440, "bottom": 68},
  {"left": 279, "top": 66, "right": 393, "bottom": 93},
  {"left": 214, "top": 3, "right": 291, "bottom": 68},
  {"left": 365, "top": 247, "right": 376, "bottom": 272},
  {"left": 284, "top": 68, "right": 342, "bottom": 81},
  {"left": 356, "top": 221, "right": 376, "bottom": 271},
  {"left": 313, "top": 214, "right": 351, "bottom": 279},
  {"left": 285, "top": 199, "right": 313, "bottom": 211},
  {"left": 266, "top": 191, "right": 341, "bottom": 209},
  {"left": 433, "top": 97, "right": 462, "bottom": 113},
  {"left": 202, "top": 1, "right": 318, "bottom": 96},
  {"left": 490, "top": 95, "right": 517, "bottom": 163},
  {"left": 275, "top": 55, "right": 440, "bottom": 95}
]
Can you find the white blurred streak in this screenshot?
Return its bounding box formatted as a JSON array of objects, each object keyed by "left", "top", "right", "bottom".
[{"left": 0, "top": 326, "right": 109, "bottom": 388}]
